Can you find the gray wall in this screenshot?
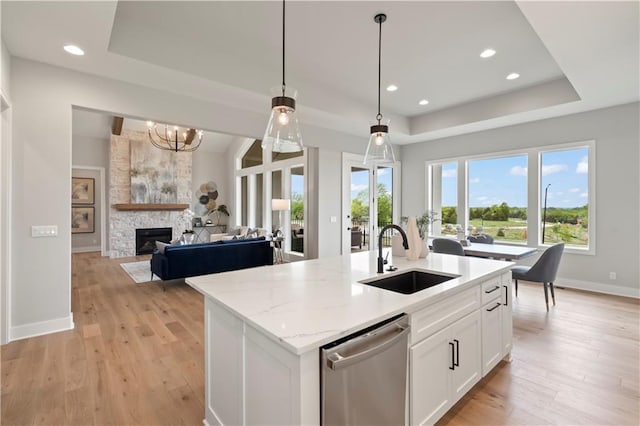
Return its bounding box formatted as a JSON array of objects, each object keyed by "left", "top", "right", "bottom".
[
  {"left": 401, "top": 102, "right": 640, "bottom": 296},
  {"left": 7, "top": 57, "right": 368, "bottom": 338},
  {"left": 192, "top": 149, "right": 229, "bottom": 223},
  {"left": 72, "top": 132, "right": 109, "bottom": 253}
]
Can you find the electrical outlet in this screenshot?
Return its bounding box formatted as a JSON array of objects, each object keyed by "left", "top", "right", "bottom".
[
  {"left": 609, "top": 272, "right": 616, "bottom": 280},
  {"left": 32, "top": 225, "right": 58, "bottom": 237},
  {"left": 330, "top": 216, "right": 337, "bottom": 223}
]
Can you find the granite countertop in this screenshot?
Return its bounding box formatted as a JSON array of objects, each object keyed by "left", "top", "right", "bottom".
[{"left": 186, "top": 250, "right": 513, "bottom": 355}]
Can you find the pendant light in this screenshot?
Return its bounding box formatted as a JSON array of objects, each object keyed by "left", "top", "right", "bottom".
[
  {"left": 364, "top": 13, "right": 395, "bottom": 165},
  {"left": 262, "top": 0, "right": 303, "bottom": 153}
]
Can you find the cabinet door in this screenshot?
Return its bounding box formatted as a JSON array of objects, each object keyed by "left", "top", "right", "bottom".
[
  {"left": 481, "top": 300, "right": 503, "bottom": 376},
  {"left": 501, "top": 274, "right": 513, "bottom": 356},
  {"left": 410, "top": 327, "right": 453, "bottom": 426},
  {"left": 450, "top": 310, "right": 482, "bottom": 401}
]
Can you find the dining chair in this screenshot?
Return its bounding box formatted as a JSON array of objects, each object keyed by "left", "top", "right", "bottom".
[
  {"left": 468, "top": 233, "right": 494, "bottom": 244},
  {"left": 432, "top": 238, "right": 465, "bottom": 256},
  {"left": 511, "top": 243, "right": 564, "bottom": 311}
]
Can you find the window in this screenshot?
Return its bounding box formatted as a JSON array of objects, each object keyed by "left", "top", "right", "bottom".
[
  {"left": 427, "top": 162, "right": 458, "bottom": 236},
  {"left": 291, "top": 166, "right": 304, "bottom": 254},
  {"left": 468, "top": 155, "right": 528, "bottom": 243},
  {"left": 241, "top": 140, "right": 263, "bottom": 168},
  {"left": 540, "top": 147, "right": 589, "bottom": 248},
  {"left": 426, "top": 140, "right": 594, "bottom": 252},
  {"left": 377, "top": 166, "right": 393, "bottom": 229}
]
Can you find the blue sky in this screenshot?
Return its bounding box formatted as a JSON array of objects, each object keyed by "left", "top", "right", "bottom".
[
  {"left": 350, "top": 167, "right": 393, "bottom": 203},
  {"left": 441, "top": 147, "right": 588, "bottom": 208}
]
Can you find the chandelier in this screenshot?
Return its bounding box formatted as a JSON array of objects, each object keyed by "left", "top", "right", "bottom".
[{"left": 146, "top": 122, "right": 203, "bottom": 152}]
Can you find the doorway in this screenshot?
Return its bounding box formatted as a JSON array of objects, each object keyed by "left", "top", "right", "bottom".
[{"left": 341, "top": 153, "right": 400, "bottom": 255}]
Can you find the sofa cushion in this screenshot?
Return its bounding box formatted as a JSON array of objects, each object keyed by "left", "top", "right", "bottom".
[{"left": 156, "top": 241, "right": 176, "bottom": 254}]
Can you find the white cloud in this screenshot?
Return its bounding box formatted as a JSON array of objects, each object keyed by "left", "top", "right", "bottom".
[
  {"left": 351, "top": 184, "right": 368, "bottom": 192},
  {"left": 580, "top": 192, "right": 588, "bottom": 198},
  {"left": 469, "top": 177, "right": 480, "bottom": 184},
  {"left": 562, "top": 199, "right": 571, "bottom": 203},
  {"left": 576, "top": 156, "right": 588, "bottom": 174},
  {"left": 542, "top": 163, "right": 568, "bottom": 176},
  {"left": 476, "top": 196, "right": 489, "bottom": 201},
  {"left": 378, "top": 168, "right": 388, "bottom": 176},
  {"left": 568, "top": 188, "right": 580, "bottom": 193},
  {"left": 510, "top": 166, "right": 527, "bottom": 176},
  {"left": 442, "top": 169, "right": 456, "bottom": 178}
]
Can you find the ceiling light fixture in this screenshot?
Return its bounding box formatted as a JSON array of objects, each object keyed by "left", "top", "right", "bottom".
[
  {"left": 480, "top": 48, "right": 496, "bottom": 58},
  {"left": 262, "top": 0, "right": 303, "bottom": 153},
  {"left": 364, "top": 13, "right": 395, "bottom": 165},
  {"left": 419, "top": 99, "right": 429, "bottom": 106},
  {"left": 506, "top": 72, "right": 520, "bottom": 80},
  {"left": 386, "top": 84, "right": 398, "bottom": 92},
  {"left": 147, "top": 122, "right": 203, "bottom": 152},
  {"left": 63, "top": 45, "right": 84, "bottom": 56}
]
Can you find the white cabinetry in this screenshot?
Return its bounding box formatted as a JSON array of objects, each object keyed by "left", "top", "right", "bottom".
[
  {"left": 410, "top": 289, "right": 482, "bottom": 425},
  {"left": 481, "top": 272, "right": 513, "bottom": 376}
]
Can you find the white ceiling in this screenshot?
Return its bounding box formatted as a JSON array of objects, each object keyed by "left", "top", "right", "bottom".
[{"left": 2, "top": 1, "right": 639, "bottom": 145}]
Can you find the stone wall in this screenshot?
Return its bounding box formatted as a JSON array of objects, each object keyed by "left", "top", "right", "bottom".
[{"left": 109, "top": 130, "right": 192, "bottom": 258}]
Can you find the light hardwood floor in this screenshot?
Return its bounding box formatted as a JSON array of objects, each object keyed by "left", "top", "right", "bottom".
[{"left": 2, "top": 252, "right": 639, "bottom": 425}]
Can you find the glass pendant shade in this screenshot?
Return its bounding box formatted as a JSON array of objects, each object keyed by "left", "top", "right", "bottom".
[
  {"left": 262, "top": 86, "right": 304, "bottom": 153},
  {"left": 364, "top": 119, "right": 395, "bottom": 164}
]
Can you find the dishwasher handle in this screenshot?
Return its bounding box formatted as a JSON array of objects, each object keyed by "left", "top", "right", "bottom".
[{"left": 326, "top": 323, "right": 410, "bottom": 371}]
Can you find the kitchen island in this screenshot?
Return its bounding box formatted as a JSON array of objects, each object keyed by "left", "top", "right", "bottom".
[{"left": 187, "top": 250, "right": 514, "bottom": 425}]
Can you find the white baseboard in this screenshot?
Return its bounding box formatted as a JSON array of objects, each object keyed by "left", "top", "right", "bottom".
[
  {"left": 9, "top": 313, "right": 74, "bottom": 342},
  {"left": 72, "top": 246, "right": 101, "bottom": 254},
  {"left": 555, "top": 277, "right": 639, "bottom": 299}
]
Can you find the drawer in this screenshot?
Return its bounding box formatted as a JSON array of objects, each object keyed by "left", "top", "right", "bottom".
[
  {"left": 481, "top": 275, "right": 502, "bottom": 305},
  {"left": 410, "top": 286, "right": 480, "bottom": 344}
]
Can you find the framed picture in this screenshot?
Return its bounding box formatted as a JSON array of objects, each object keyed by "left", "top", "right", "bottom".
[
  {"left": 72, "top": 206, "right": 95, "bottom": 234},
  {"left": 71, "top": 177, "right": 95, "bottom": 205}
]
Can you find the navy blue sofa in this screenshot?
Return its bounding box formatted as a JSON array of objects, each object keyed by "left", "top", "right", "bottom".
[{"left": 150, "top": 237, "right": 273, "bottom": 284}]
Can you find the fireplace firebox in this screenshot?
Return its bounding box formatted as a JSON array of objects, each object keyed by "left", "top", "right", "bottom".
[{"left": 136, "top": 227, "right": 172, "bottom": 255}]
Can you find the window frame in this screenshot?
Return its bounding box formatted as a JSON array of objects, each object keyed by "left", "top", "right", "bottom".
[{"left": 425, "top": 140, "right": 595, "bottom": 255}]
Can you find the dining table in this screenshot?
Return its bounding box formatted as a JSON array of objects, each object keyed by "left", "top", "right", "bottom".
[{"left": 428, "top": 237, "right": 538, "bottom": 260}]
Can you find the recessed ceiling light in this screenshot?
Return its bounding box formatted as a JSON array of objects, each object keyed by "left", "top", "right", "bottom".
[
  {"left": 386, "top": 84, "right": 398, "bottom": 92},
  {"left": 63, "top": 45, "right": 85, "bottom": 56},
  {"left": 480, "top": 48, "right": 496, "bottom": 58},
  {"left": 506, "top": 73, "right": 520, "bottom": 80},
  {"left": 418, "top": 99, "right": 429, "bottom": 106}
]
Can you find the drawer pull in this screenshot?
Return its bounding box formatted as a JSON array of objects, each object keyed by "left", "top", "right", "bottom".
[
  {"left": 486, "top": 302, "right": 501, "bottom": 312},
  {"left": 484, "top": 285, "right": 500, "bottom": 294},
  {"left": 449, "top": 342, "right": 455, "bottom": 370}
]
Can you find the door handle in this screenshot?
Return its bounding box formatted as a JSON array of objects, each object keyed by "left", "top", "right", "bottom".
[
  {"left": 449, "top": 342, "right": 455, "bottom": 370},
  {"left": 347, "top": 227, "right": 351, "bottom": 230},
  {"left": 453, "top": 339, "right": 460, "bottom": 367},
  {"left": 504, "top": 285, "right": 509, "bottom": 306},
  {"left": 486, "top": 302, "right": 501, "bottom": 312}
]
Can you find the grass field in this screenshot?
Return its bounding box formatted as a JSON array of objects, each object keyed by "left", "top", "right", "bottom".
[{"left": 441, "top": 219, "right": 588, "bottom": 246}]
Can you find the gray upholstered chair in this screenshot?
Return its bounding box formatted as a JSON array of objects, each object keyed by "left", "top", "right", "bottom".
[
  {"left": 432, "top": 238, "right": 465, "bottom": 256},
  {"left": 511, "top": 243, "right": 564, "bottom": 311},
  {"left": 468, "top": 233, "right": 494, "bottom": 244}
]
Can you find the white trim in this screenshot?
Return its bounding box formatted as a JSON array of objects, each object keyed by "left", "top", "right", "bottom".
[
  {"left": 1, "top": 90, "right": 12, "bottom": 344},
  {"left": 555, "top": 277, "right": 639, "bottom": 299},
  {"left": 72, "top": 246, "right": 101, "bottom": 253},
  {"left": 9, "top": 313, "right": 74, "bottom": 342}
]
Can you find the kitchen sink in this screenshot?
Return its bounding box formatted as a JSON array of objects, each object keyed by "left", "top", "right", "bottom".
[{"left": 359, "top": 270, "right": 458, "bottom": 294}]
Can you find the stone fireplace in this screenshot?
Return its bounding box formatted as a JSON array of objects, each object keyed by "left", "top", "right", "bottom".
[
  {"left": 109, "top": 130, "right": 192, "bottom": 258},
  {"left": 136, "top": 227, "right": 173, "bottom": 255}
]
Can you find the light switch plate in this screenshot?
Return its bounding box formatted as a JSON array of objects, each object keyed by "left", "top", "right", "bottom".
[
  {"left": 330, "top": 216, "right": 337, "bottom": 223},
  {"left": 32, "top": 225, "right": 58, "bottom": 237}
]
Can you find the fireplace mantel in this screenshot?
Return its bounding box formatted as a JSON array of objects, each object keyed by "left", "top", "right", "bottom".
[{"left": 112, "top": 203, "right": 189, "bottom": 211}]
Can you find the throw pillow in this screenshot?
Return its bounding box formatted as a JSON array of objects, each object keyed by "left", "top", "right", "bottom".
[{"left": 156, "top": 241, "right": 171, "bottom": 254}]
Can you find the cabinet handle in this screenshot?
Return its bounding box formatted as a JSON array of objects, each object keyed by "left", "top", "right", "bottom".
[
  {"left": 484, "top": 285, "right": 500, "bottom": 294},
  {"left": 454, "top": 339, "right": 460, "bottom": 367},
  {"left": 449, "top": 342, "right": 455, "bottom": 370},
  {"left": 504, "top": 285, "right": 509, "bottom": 306},
  {"left": 486, "top": 302, "right": 501, "bottom": 312}
]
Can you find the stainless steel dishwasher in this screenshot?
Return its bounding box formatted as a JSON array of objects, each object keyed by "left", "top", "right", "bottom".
[{"left": 321, "top": 314, "right": 410, "bottom": 425}]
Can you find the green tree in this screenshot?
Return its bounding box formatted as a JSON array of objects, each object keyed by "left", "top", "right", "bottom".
[
  {"left": 441, "top": 206, "right": 457, "bottom": 224},
  {"left": 291, "top": 193, "right": 304, "bottom": 220}
]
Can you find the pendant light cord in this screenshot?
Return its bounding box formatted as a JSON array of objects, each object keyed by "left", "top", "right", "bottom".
[
  {"left": 282, "top": 0, "right": 286, "bottom": 96},
  {"left": 377, "top": 15, "right": 382, "bottom": 125}
]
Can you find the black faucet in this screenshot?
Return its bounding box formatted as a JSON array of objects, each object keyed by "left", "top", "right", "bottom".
[{"left": 378, "top": 224, "right": 409, "bottom": 273}]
